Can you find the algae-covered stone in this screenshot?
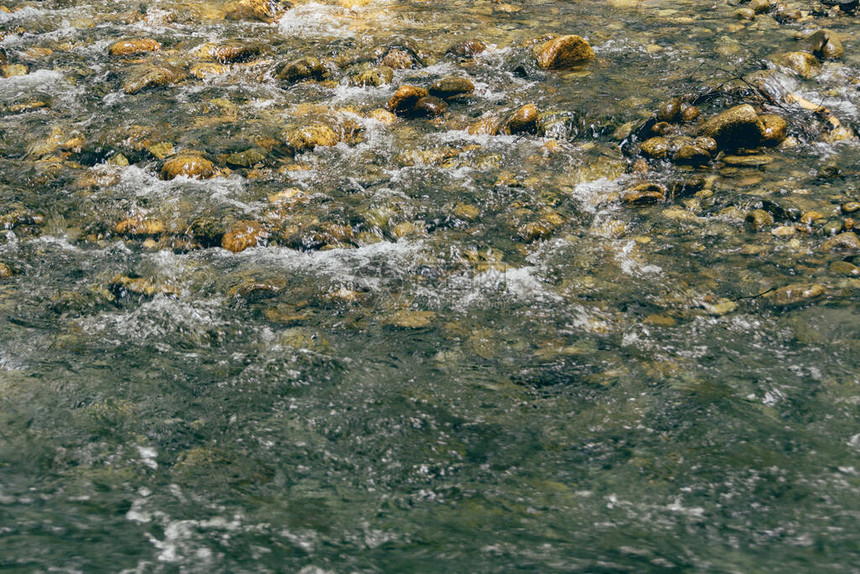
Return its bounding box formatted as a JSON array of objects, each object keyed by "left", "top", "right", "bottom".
[
  {"left": 161, "top": 153, "right": 218, "bottom": 180},
  {"left": 108, "top": 38, "right": 161, "bottom": 57},
  {"left": 534, "top": 35, "right": 595, "bottom": 69},
  {"left": 387, "top": 85, "right": 429, "bottom": 116},
  {"left": 222, "top": 220, "right": 267, "bottom": 253},
  {"left": 0, "top": 263, "right": 12, "bottom": 278},
  {"left": 699, "top": 104, "right": 764, "bottom": 150}
]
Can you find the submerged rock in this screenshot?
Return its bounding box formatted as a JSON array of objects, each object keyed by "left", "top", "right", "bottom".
[
  {"left": 429, "top": 77, "right": 475, "bottom": 100},
  {"left": 352, "top": 66, "right": 393, "bottom": 87},
  {"left": 277, "top": 57, "right": 327, "bottom": 82},
  {"left": 222, "top": 221, "right": 268, "bottom": 253},
  {"left": 699, "top": 104, "right": 764, "bottom": 150},
  {"left": 447, "top": 40, "right": 487, "bottom": 59},
  {"left": 108, "top": 38, "right": 161, "bottom": 57},
  {"left": 623, "top": 183, "right": 666, "bottom": 205},
  {"left": 123, "top": 64, "right": 186, "bottom": 94},
  {"left": 197, "top": 43, "right": 261, "bottom": 64},
  {"left": 533, "top": 35, "right": 595, "bottom": 69},
  {"left": 764, "top": 283, "right": 825, "bottom": 306},
  {"left": 161, "top": 153, "right": 218, "bottom": 180},
  {"left": 285, "top": 124, "right": 339, "bottom": 152},
  {"left": 116, "top": 216, "right": 165, "bottom": 237},
  {"left": 413, "top": 96, "right": 448, "bottom": 117},
  {"left": 225, "top": 0, "right": 278, "bottom": 22}
]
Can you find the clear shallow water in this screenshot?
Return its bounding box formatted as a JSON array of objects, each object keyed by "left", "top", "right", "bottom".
[{"left": 1, "top": 0, "right": 859, "bottom": 571}]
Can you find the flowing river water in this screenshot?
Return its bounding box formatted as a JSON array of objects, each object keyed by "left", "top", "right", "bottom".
[{"left": 1, "top": 0, "right": 859, "bottom": 571}]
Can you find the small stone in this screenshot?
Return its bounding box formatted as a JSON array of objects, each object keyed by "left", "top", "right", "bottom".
[
  {"left": 804, "top": 29, "right": 844, "bottom": 60},
  {"left": 750, "top": 0, "right": 771, "bottom": 13},
  {"left": 722, "top": 154, "right": 773, "bottom": 167},
  {"left": 820, "top": 232, "right": 860, "bottom": 251},
  {"left": 277, "top": 57, "right": 326, "bottom": 82},
  {"left": 504, "top": 104, "right": 540, "bottom": 135},
  {"left": 0, "top": 263, "right": 12, "bottom": 278},
  {"left": 225, "top": 148, "right": 267, "bottom": 168},
  {"left": 760, "top": 114, "right": 788, "bottom": 146},
  {"left": 201, "top": 43, "right": 261, "bottom": 64},
  {"left": 108, "top": 38, "right": 161, "bottom": 57},
  {"left": 387, "top": 85, "right": 429, "bottom": 116},
  {"left": 123, "top": 64, "right": 186, "bottom": 94},
  {"left": 413, "top": 96, "right": 448, "bottom": 118},
  {"left": 778, "top": 52, "right": 820, "bottom": 79},
  {"left": 680, "top": 104, "right": 700, "bottom": 123},
  {"left": 368, "top": 108, "right": 396, "bottom": 124},
  {"left": 161, "top": 153, "right": 218, "bottom": 180},
  {"left": 801, "top": 211, "right": 827, "bottom": 225},
  {"left": 841, "top": 202, "right": 860, "bottom": 214},
  {"left": 765, "top": 283, "right": 825, "bottom": 306},
  {"left": 225, "top": 0, "right": 277, "bottom": 21},
  {"left": 383, "top": 310, "right": 436, "bottom": 329},
  {"left": 190, "top": 63, "right": 228, "bottom": 79},
  {"left": 221, "top": 221, "right": 267, "bottom": 253},
  {"left": 830, "top": 261, "right": 860, "bottom": 276},
  {"left": 110, "top": 275, "right": 180, "bottom": 298},
  {"left": 735, "top": 8, "right": 756, "bottom": 19},
  {"left": 447, "top": 40, "right": 486, "bottom": 59},
  {"left": 381, "top": 49, "right": 415, "bottom": 70},
  {"left": 116, "top": 216, "right": 165, "bottom": 236},
  {"left": 429, "top": 77, "right": 475, "bottom": 100},
  {"left": 699, "top": 104, "right": 764, "bottom": 150},
  {"left": 746, "top": 209, "right": 775, "bottom": 230},
  {"left": 640, "top": 137, "right": 670, "bottom": 159},
  {"left": 1, "top": 64, "right": 28, "bottom": 77},
  {"left": 352, "top": 66, "right": 393, "bottom": 87},
  {"left": 673, "top": 144, "right": 711, "bottom": 165},
  {"left": 285, "top": 124, "right": 339, "bottom": 152},
  {"left": 656, "top": 98, "right": 682, "bottom": 122},
  {"left": 533, "top": 35, "right": 595, "bottom": 70},
  {"left": 622, "top": 183, "right": 666, "bottom": 205}
]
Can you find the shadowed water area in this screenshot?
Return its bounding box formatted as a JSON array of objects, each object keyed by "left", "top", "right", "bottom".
[{"left": 1, "top": 0, "right": 859, "bottom": 571}]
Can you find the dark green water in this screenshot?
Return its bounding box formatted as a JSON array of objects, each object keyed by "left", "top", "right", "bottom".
[{"left": 1, "top": 0, "right": 859, "bottom": 571}]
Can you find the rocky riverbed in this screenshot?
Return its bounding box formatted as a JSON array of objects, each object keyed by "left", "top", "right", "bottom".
[{"left": 1, "top": 0, "right": 859, "bottom": 571}]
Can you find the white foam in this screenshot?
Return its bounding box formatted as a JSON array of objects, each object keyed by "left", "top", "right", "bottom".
[{"left": 278, "top": 2, "right": 354, "bottom": 38}]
